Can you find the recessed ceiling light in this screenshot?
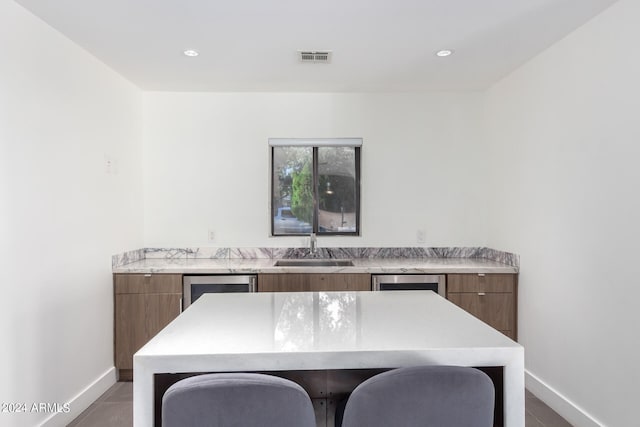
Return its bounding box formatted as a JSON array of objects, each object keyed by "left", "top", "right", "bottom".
[
  {"left": 436, "top": 49, "right": 453, "bottom": 57},
  {"left": 183, "top": 49, "right": 199, "bottom": 57}
]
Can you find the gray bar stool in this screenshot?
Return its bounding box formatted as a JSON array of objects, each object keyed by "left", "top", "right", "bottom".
[
  {"left": 162, "top": 373, "right": 316, "bottom": 427},
  {"left": 341, "top": 365, "right": 494, "bottom": 427}
]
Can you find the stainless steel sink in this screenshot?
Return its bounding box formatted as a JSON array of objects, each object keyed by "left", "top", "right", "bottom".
[{"left": 273, "top": 259, "right": 354, "bottom": 267}]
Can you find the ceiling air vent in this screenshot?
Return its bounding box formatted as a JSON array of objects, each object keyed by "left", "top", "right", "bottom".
[{"left": 298, "top": 51, "right": 332, "bottom": 63}]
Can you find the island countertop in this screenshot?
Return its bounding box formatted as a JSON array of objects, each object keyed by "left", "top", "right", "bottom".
[
  {"left": 113, "top": 256, "right": 517, "bottom": 274},
  {"left": 133, "top": 291, "right": 524, "bottom": 426}
]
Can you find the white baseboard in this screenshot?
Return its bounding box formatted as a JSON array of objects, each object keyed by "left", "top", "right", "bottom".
[
  {"left": 39, "top": 367, "right": 117, "bottom": 427},
  {"left": 525, "top": 369, "right": 604, "bottom": 427}
]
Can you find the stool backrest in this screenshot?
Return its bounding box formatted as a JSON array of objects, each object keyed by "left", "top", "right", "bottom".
[
  {"left": 162, "top": 373, "right": 316, "bottom": 427},
  {"left": 342, "top": 365, "right": 494, "bottom": 427}
]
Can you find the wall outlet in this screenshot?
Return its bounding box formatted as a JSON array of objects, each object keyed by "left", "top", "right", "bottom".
[
  {"left": 104, "top": 154, "right": 119, "bottom": 175},
  {"left": 416, "top": 229, "right": 426, "bottom": 243},
  {"left": 208, "top": 230, "right": 215, "bottom": 242}
]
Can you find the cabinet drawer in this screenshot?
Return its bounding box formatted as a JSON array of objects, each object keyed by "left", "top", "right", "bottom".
[
  {"left": 448, "top": 292, "right": 514, "bottom": 331},
  {"left": 258, "top": 274, "right": 371, "bottom": 292},
  {"left": 114, "top": 274, "right": 182, "bottom": 294},
  {"left": 447, "top": 274, "right": 515, "bottom": 293},
  {"left": 310, "top": 274, "right": 371, "bottom": 291}
]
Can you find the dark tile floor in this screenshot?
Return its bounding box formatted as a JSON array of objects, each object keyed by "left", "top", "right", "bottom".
[
  {"left": 68, "top": 382, "right": 572, "bottom": 426},
  {"left": 525, "top": 389, "right": 573, "bottom": 427},
  {"left": 68, "top": 382, "right": 132, "bottom": 427}
]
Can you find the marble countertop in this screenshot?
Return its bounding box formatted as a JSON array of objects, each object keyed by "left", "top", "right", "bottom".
[
  {"left": 133, "top": 291, "right": 524, "bottom": 426},
  {"left": 112, "top": 256, "right": 518, "bottom": 274}
]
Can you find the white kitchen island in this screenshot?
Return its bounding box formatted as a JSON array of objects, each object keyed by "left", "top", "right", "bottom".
[{"left": 134, "top": 291, "right": 524, "bottom": 426}]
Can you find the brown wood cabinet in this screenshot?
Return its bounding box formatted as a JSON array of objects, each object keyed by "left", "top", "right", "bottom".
[
  {"left": 258, "top": 273, "right": 371, "bottom": 292},
  {"left": 114, "top": 273, "right": 182, "bottom": 380},
  {"left": 447, "top": 273, "right": 517, "bottom": 341}
]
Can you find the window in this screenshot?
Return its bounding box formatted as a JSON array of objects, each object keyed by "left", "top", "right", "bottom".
[{"left": 270, "top": 138, "right": 361, "bottom": 236}]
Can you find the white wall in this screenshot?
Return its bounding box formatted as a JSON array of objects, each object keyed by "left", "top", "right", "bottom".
[
  {"left": 485, "top": 0, "right": 640, "bottom": 425},
  {"left": 0, "top": 1, "right": 143, "bottom": 426},
  {"left": 142, "top": 92, "right": 487, "bottom": 248}
]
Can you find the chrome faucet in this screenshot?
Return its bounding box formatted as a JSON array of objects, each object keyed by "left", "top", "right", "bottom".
[{"left": 309, "top": 233, "right": 317, "bottom": 255}]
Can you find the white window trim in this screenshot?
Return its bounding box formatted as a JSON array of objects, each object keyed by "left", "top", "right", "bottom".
[{"left": 268, "top": 138, "right": 363, "bottom": 147}]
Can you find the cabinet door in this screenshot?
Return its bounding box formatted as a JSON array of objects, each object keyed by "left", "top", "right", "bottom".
[
  {"left": 447, "top": 293, "right": 514, "bottom": 335},
  {"left": 447, "top": 274, "right": 517, "bottom": 341},
  {"left": 114, "top": 274, "right": 182, "bottom": 371},
  {"left": 258, "top": 274, "right": 371, "bottom": 292},
  {"left": 114, "top": 293, "right": 182, "bottom": 369}
]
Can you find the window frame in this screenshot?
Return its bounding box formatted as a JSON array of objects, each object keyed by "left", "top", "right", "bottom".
[{"left": 270, "top": 140, "right": 361, "bottom": 237}]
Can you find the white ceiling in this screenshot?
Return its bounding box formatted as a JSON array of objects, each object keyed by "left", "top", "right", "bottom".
[{"left": 15, "top": 0, "right": 618, "bottom": 92}]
